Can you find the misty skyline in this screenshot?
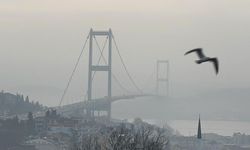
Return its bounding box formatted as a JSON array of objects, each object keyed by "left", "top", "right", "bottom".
[{"left": 1, "top": 0, "right": 250, "bottom": 106}]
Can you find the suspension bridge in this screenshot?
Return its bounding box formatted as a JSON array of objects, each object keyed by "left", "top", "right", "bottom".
[{"left": 58, "top": 28, "right": 170, "bottom": 120}]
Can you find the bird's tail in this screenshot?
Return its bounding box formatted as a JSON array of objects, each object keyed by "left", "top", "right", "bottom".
[{"left": 196, "top": 60, "right": 202, "bottom": 64}]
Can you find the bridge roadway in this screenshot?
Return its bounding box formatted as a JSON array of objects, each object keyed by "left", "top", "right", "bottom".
[
  {"left": 85, "top": 94, "right": 154, "bottom": 111},
  {"left": 59, "top": 94, "right": 157, "bottom": 114}
]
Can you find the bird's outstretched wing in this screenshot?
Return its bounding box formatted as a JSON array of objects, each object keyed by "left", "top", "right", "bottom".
[
  {"left": 185, "top": 48, "right": 205, "bottom": 59},
  {"left": 208, "top": 58, "right": 219, "bottom": 74}
]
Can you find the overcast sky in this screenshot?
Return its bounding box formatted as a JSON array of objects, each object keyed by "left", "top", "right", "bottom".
[{"left": 1, "top": 0, "right": 250, "bottom": 106}]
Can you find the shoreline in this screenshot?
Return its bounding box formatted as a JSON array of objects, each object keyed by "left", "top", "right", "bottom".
[{"left": 115, "top": 117, "right": 250, "bottom": 137}]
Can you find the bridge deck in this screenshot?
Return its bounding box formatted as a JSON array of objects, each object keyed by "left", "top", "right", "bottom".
[{"left": 59, "top": 94, "right": 158, "bottom": 113}]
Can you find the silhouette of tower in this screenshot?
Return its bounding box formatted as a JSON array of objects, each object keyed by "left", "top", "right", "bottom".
[
  {"left": 156, "top": 60, "right": 169, "bottom": 97},
  {"left": 197, "top": 115, "right": 202, "bottom": 139},
  {"left": 87, "top": 29, "right": 113, "bottom": 118}
]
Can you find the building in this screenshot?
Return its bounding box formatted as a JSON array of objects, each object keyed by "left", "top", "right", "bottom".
[{"left": 197, "top": 115, "right": 202, "bottom": 139}]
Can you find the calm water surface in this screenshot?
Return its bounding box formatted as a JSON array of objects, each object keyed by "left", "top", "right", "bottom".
[
  {"left": 112, "top": 97, "right": 250, "bottom": 136},
  {"left": 112, "top": 96, "right": 250, "bottom": 136},
  {"left": 158, "top": 120, "right": 250, "bottom": 136}
]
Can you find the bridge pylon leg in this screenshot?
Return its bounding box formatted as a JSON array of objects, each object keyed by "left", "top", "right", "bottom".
[
  {"left": 87, "top": 28, "right": 113, "bottom": 119},
  {"left": 107, "top": 101, "right": 111, "bottom": 120},
  {"left": 156, "top": 60, "right": 169, "bottom": 97}
]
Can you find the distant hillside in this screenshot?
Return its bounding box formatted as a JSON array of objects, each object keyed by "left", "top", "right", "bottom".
[{"left": 0, "top": 91, "right": 44, "bottom": 116}]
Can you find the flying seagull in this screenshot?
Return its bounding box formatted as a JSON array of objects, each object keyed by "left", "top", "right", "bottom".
[{"left": 185, "top": 48, "right": 219, "bottom": 74}]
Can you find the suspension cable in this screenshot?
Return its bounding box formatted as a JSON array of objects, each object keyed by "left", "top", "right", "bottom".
[
  {"left": 93, "top": 37, "right": 132, "bottom": 94},
  {"left": 59, "top": 34, "right": 89, "bottom": 107},
  {"left": 111, "top": 35, "right": 144, "bottom": 94},
  {"left": 82, "top": 36, "right": 109, "bottom": 101}
]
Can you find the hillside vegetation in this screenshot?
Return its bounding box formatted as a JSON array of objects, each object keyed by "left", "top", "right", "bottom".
[{"left": 0, "top": 91, "right": 43, "bottom": 115}]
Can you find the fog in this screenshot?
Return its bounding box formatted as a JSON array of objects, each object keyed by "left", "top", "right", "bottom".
[{"left": 1, "top": 0, "right": 250, "bottom": 120}]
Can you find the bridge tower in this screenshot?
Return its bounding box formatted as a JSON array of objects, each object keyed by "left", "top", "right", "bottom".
[
  {"left": 156, "top": 60, "right": 169, "bottom": 97},
  {"left": 87, "top": 29, "right": 112, "bottom": 118}
]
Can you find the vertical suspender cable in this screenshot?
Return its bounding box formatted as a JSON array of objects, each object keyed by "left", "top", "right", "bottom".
[
  {"left": 93, "top": 37, "right": 132, "bottom": 94},
  {"left": 59, "top": 34, "right": 90, "bottom": 107},
  {"left": 112, "top": 35, "right": 144, "bottom": 94}
]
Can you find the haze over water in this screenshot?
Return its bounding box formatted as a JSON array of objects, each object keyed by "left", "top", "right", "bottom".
[{"left": 112, "top": 97, "right": 250, "bottom": 136}]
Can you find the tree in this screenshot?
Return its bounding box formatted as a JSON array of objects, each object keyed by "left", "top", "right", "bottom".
[
  {"left": 28, "top": 112, "right": 33, "bottom": 121},
  {"left": 45, "top": 109, "right": 50, "bottom": 118},
  {"left": 106, "top": 123, "right": 169, "bottom": 150},
  {"left": 81, "top": 135, "right": 101, "bottom": 150},
  {"left": 21, "top": 95, "right": 24, "bottom": 102},
  {"left": 0, "top": 116, "right": 27, "bottom": 149},
  {"left": 107, "top": 125, "right": 135, "bottom": 150},
  {"left": 70, "top": 122, "right": 169, "bottom": 150},
  {"left": 35, "top": 101, "right": 40, "bottom": 107},
  {"left": 25, "top": 96, "right": 30, "bottom": 103},
  {"left": 27, "top": 112, "right": 35, "bottom": 134},
  {"left": 51, "top": 109, "right": 57, "bottom": 118}
]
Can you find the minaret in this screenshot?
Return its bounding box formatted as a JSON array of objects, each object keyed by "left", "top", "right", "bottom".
[{"left": 197, "top": 115, "right": 202, "bottom": 139}]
